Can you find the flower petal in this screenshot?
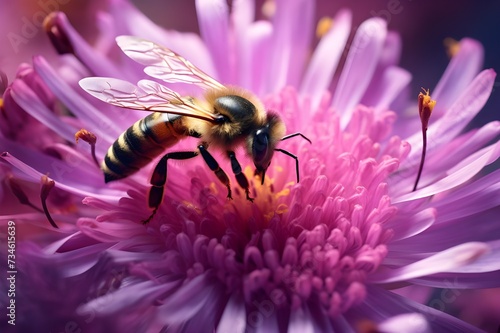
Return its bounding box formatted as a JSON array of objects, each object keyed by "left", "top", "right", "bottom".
[
  {"left": 332, "top": 17, "right": 387, "bottom": 127},
  {"left": 432, "top": 38, "right": 484, "bottom": 118},
  {"left": 238, "top": 21, "right": 273, "bottom": 94},
  {"left": 404, "top": 69, "right": 496, "bottom": 163},
  {"left": 386, "top": 208, "right": 436, "bottom": 241},
  {"left": 369, "top": 242, "right": 490, "bottom": 283},
  {"left": 395, "top": 141, "right": 500, "bottom": 202},
  {"left": 216, "top": 294, "right": 246, "bottom": 333},
  {"left": 300, "top": 9, "right": 352, "bottom": 106},
  {"left": 377, "top": 313, "right": 430, "bottom": 333},
  {"left": 266, "top": 0, "right": 315, "bottom": 92},
  {"left": 33, "top": 56, "right": 120, "bottom": 144},
  {"left": 195, "top": 0, "right": 232, "bottom": 83},
  {"left": 360, "top": 287, "right": 485, "bottom": 333}
]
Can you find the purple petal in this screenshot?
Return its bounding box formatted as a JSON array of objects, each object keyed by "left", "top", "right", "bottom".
[
  {"left": 33, "top": 56, "right": 120, "bottom": 144},
  {"left": 369, "top": 242, "right": 489, "bottom": 283},
  {"left": 216, "top": 295, "right": 246, "bottom": 333},
  {"left": 300, "top": 9, "right": 352, "bottom": 107},
  {"left": 156, "top": 274, "right": 222, "bottom": 324},
  {"left": 10, "top": 79, "right": 76, "bottom": 142},
  {"left": 79, "top": 281, "right": 173, "bottom": 315},
  {"left": 359, "top": 287, "right": 486, "bottom": 332},
  {"left": 386, "top": 208, "right": 436, "bottom": 241},
  {"left": 432, "top": 38, "right": 484, "bottom": 118},
  {"left": 412, "top": 270, "right": 500, "bottom": 289},
  {"left": 49, "top": 12, "right": 124, "bottom": 78},
  {"left": 395, "top": 141, "right": 500, "bottom": 202},
  {"left": 369, "top": 66, "right": 412, "bottom": 111},
  {"left": 331, "top": 18, "right": 387, "bottom": 127},
  {"left": 377, "top": 313, "right": 430, "bottom": 333},
  {"left": 404, "top": 69, "right": 496, "bottom": 163}
]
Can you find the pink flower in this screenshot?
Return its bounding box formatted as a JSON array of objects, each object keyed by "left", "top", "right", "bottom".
[{"left": 1, "top": 1, "right": 499, "bottom": 332}]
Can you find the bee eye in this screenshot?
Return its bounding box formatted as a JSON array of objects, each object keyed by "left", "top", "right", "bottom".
[{"left": 252, "top": 129, "right": 269, "bottom": 165}]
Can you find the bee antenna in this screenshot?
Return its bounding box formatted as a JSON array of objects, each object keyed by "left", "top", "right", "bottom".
[
  {"left": 275, "top": 148, "right": 300, "bottom": 183},
  {"left": 281, "top": 132, "right": 311, "bottom": 144}
]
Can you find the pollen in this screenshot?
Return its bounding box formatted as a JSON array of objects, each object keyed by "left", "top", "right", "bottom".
[
  {"left": 316, "top": 16, "right": 334, "bottom": 38},
  {"left": 444, "top": 37, "right": 460, "bottom": 58}
]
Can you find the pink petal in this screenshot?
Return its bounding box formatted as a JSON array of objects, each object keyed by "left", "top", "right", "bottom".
[
  {"left": 237, "top": 21, "right": 273, "bottom": 94},
  {"left": 195, "top": 0, "right": 232, "bottom": 83},
  {"left": 50, "top": 12, "right": 123, "bottom": 78},
  {"left": 331, "top": 18, "right": 387, "bottom": 127},
  {"left": 300, "top": 9, "right": 352, "bottom": 107},
  {"left": 108, "top": 0, "right": 216, "bottom": 77},
  {"left": 266, "top": 0, "right": 315, "bottom": 92}
]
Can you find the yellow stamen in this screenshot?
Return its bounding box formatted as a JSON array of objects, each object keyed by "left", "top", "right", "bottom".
[
  {"left": 316, "top": 17, "right": 333, "bottom": 38},
  {"left": 444, "top": 37, "right": 460, "bottom": 58}
]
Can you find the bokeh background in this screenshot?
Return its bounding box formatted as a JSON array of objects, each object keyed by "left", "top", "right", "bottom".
[{"left": 1, "top": 0, "right": 499, "bottom": 331}]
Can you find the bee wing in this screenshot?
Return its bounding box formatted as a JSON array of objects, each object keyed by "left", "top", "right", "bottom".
[
  {"left": 116, "top": 36, "right": 225, "bottom": 91},
  {"left": 79, "top": 77, "right": 218, "bottom": 122}
]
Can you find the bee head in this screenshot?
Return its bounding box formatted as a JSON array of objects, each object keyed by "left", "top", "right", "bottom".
[{"left": 251, "top": 113, "right": 285, "bottom": 184}]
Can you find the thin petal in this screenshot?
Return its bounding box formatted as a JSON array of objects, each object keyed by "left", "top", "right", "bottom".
[
  {"left": 300, "top": 9, "right": 352, "bottom": 106},
  {"left": 49, "top": 12, "right": 124, "bottom": 78},
  {"left": 360, "top": 287, "right": 485, "bottom": 333},
  {"left": 386, "top": 208, "right": 436, "bottom": 241},
  {"left": 216, "top": 294, "right": 246, "bottom": 333},
  {"left": 108, "top": 0, "right": 216, "bottom": 77},
  {"left": 331, "top": 18, "right": 387, "bottom": 127},
  {"left": 395, "top": 141, "right": 500, "bottom": 203},
  {"left": 377, "top": 313, "right": 430, "bottom": 333},
  {"left": 266, "top": 0, "right": 315, "bottom": 92},
  {"left": 432, "top": 38, "right": 484, "bottom": 117},
  {"left": 238, "top": 21, "right": 273, "bottom": 93},
  {"left": 195, "top": 0, "right": 232, "bottom": 83},
  {"left": 33, "top": 56, "right": 119, "bottom": 144},
  {"left": 404, "top": 69, "right": 496, "bottom": 163},
  {"left": 157, "top": 274, "right": 221, "bottom": 324},
  {"left": 369, "top": 242, "right": 490, "bottom": 283}
]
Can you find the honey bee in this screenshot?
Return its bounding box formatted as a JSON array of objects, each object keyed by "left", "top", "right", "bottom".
[{"left": 79, "top": 36, "right": 310, "bottom": 223}]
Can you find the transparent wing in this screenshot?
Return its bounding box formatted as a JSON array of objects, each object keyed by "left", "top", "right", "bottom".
[
  {"left": 116, "top": 35, "right": 225, "bottom": 91},
  {"left": 79, "top": 77, "right": 217, "bottom": 123}
]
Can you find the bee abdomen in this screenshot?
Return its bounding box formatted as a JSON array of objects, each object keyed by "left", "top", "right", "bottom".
[{"left": 102, "top": 113, "right": 186, "bottom": 182}]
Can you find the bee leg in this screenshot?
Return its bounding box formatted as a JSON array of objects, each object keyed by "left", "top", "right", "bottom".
[
  {"left": 198, "top": 145, "right": 232, "bottom": 200},
  {"left": 143, "top": 151, "right": 199, "bottom": 224},
  {"left": 227, "top": 151, "right": 254, "bottom": 202}
]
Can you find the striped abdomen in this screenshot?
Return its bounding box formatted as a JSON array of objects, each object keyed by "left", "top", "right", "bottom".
[{"left": 102, "top": 113, "right": 188, "bottom": 182}]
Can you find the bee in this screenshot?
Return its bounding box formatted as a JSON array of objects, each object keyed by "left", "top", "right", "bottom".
[{"left": 80, "top": 36, "right": 310, "bottom": 223}]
